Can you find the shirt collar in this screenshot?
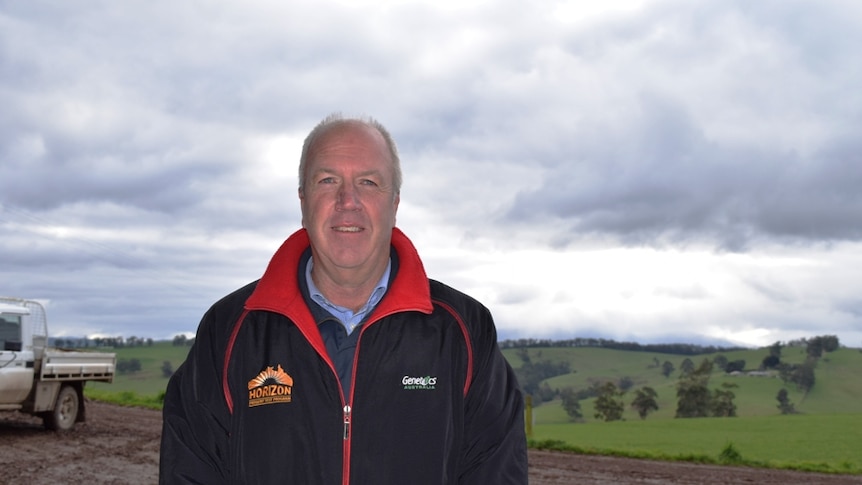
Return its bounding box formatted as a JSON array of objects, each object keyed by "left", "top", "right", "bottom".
[{"left": 305, "top": 257, "right": 392, "bottom": 334}]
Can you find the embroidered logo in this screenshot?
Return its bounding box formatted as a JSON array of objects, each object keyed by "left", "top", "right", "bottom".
[
  {"left": 248, "top": 364, "right": 294, "bottom": 407},
  {"left": 402, "top": 375, "right": 437, "bottom": 390}
]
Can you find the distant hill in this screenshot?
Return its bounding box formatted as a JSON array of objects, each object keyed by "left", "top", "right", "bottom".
[
  {"left": 89, "top": 338, "right": 861, "bottom": 423},
  {"left": 502, "top": 345, "right": 862, "bottom": 424}
]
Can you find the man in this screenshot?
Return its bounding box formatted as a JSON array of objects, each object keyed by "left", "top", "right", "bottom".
[{"left": 160, "top": 114, "right": 528, "bottom": 484}]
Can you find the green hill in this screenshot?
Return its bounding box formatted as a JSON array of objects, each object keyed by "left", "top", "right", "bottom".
[
  {"left": 90, "top": 340, "right": 861, "bottom": 417},
  {"left": 88, "top": 341, "right": 192, "bottom": 396},
  {"left": 92, "top": 341, "right": 862, "bottom": 421},
  {"left": 502, "top": 345, "right": 862, "bottom": 423}
]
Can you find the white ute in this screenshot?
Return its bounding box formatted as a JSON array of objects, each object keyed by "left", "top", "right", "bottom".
[{"left": 0, "top": 297, "right": 116, "bottom": 431}]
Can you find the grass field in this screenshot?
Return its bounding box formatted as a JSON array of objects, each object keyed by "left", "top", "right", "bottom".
[
  {"left": 510, "top": 344, "right": 862, "bottom": 474},
  {"left": 530, "top": 414, "right": 862, "bottom": 473},
  {"left": 86, "top": 341, "right": 862, "bottom": 474},
  {"left": 87, "top": 341, "right": 191, "bottom": 396}
]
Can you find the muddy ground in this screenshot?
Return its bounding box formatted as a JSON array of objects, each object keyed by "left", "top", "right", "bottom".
[{"left": 1, "top": 400, "right": 860, "bottom": 484}]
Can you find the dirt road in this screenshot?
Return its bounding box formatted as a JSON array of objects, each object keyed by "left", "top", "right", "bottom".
[{"left": 1, "top": 400, "right": 860, "bottom": 484}]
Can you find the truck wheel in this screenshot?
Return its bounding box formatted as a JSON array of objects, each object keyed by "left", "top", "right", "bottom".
[{"left": 44, "top": 385, "right": 80, "bottom": 431}]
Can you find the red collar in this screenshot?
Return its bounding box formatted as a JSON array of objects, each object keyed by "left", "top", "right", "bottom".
[{"left": 245, "top": 228, "right": 434, "bottom": 352}]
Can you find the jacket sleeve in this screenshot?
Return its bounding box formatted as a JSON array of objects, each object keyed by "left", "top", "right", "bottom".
[
  {"left": 159, "top": 305, "right": 235, "bottom": 484},
  {"left": 458, "top": 306, "right": 528, "bottom": 484}
]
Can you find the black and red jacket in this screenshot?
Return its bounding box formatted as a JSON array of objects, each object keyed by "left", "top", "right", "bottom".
[{"left": 160, "top": 228, "right": 528, "bottom": 484}]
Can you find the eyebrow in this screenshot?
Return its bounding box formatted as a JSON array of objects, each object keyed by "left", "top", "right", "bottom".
[{"left": 313, "top": 167, "right": 386, "bottom": 179}]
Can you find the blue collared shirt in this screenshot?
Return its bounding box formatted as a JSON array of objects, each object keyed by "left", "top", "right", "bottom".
[{"left": 305, "top": 257, "right": 392, "bottom": 335}]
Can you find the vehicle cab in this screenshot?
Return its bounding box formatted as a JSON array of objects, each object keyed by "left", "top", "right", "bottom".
[{"left": 0, "top": 302, "right": 35, "bottom": 406}]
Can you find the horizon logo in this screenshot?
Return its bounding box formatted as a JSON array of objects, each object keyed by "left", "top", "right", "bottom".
[
  {"left": 248, "top": 364, "right": 294, "bottom": 407},
  {"left": 402, "top": 375, "right": 437, "bottom": 390}
]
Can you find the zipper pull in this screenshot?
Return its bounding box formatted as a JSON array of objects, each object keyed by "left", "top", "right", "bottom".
[{"left": 343, "top": 404, "right": 352, "bottom": 440}]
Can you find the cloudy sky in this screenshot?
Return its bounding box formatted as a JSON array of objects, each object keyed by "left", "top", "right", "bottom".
[{"left": 2, "top": 0, "right": 861, "bottom": 348}]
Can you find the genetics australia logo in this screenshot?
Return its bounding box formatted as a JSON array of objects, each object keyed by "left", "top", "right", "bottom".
[
  {"left": 248, "top": 364, "right": 294, "bottom": 408},
  {"left": 402, "top": 375, "right": 437, "bottom": 390}
]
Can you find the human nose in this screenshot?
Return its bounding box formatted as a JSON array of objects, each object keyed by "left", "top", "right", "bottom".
[{"left": 336, "top": 183, "right": 360, "bottom": 210}]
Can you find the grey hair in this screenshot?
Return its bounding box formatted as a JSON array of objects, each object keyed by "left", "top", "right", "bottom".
[{"left": 298, "top": 113, "right": 402, "bottom": 195}]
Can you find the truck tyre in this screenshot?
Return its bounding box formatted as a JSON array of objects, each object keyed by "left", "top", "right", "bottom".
[{"left": 44, "top": 385, "right": 80, "bottom": 431}]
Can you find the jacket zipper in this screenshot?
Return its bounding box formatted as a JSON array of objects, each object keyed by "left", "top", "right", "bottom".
[
  {"left": 340, "top": 313, "right": 405, "bottom": 485},
  {"left": 341, "top": 318, "right": 373, "bottom": 485},
  {"left": 343, "top": 404, "right": 352, "bottom": 440},
  {"left": 342, "top": 403, "right": 352, "bottom": 485}
]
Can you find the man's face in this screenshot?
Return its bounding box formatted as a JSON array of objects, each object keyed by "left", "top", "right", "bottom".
[{"left": 299, "top": 122, "right": 400, "bottom": 280}]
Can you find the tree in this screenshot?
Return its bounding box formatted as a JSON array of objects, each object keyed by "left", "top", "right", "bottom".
[
  {"left": 776, "top": 388, "right": 796, "bottom": 414},
  {"left": 808, "top": 335, "right": 840, "bottom": 357},
  {"left": 768, "top": 341, "right": 782, "bottom": 359},
  {"left": 618, "top": 376, "right": 635, "bottom": 392},
  {"left": 661, "top": 360, "right": 675, "bottom": 378},
  {"left": 172, "top": 334, "right": 188, "bottom": 347},
  {"left": 675, "top": 359, "right": 713, "bottom": 418},
  {"left": 630, "top": 386, "right": 659, "bottom": 420},
  {"left": 820, "top": 335, "right": 840, "bottom": 352},
  {"left": 711, "top": 382, "right": 738, "bottom": 417},
  {"left": 713, "top": 354, "right": 728, "bottom": 372},
  {"left": 679, "top": 358, "right": 695, "bottom": 376},
  {"left": 536, "top": 382, "right": 556, "bottom": 402},
  {"left": 761, "top": 354, "right": 780, "bottom": 370},
  {"left": 806, "top": 338, "right": 824, "bottom": 359},
  {"left": 792, "top": 358, "right": 817, "bottom": 393},
  {"left": 724, "top": 360, "right": 746, "bottom": 373},
  {"left": 560, "top": 388, "right": 583, "bottom": 421},
  {"left": 593, "top": 381, "right": 625, "bottom": 422},
  {"left": 117, "top": 358, "right": 142, "bottom": 374},
  {"left": 161, "top": 360, "right": 174, "bottom": 378},
  {"left": 513, "top": 349, "right": 571, "bottom": 400}
]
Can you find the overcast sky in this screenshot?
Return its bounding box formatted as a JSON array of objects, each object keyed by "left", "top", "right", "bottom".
[{"left": 2, "top": 0, "right": 861, "bottom": 348}]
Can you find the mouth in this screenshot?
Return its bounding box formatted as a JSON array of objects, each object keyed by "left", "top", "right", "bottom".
[{"left": 332, "top": 226, "right": 363, "bottom": 233}]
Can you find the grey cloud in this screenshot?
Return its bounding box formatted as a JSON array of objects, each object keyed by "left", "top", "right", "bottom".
[
  {"left": 500, "top": 0, "right": 862, "bottom": 251},
  {"left": 0, "top": 118, "right": 239, "bottom": 213},
  {"left": 505, "top": 99, "right": 862, "bottom": 250}
]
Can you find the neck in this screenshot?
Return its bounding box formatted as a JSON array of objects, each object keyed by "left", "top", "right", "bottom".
[{"left": 311, "top": 260, "right": 387, "bottom": 312}]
